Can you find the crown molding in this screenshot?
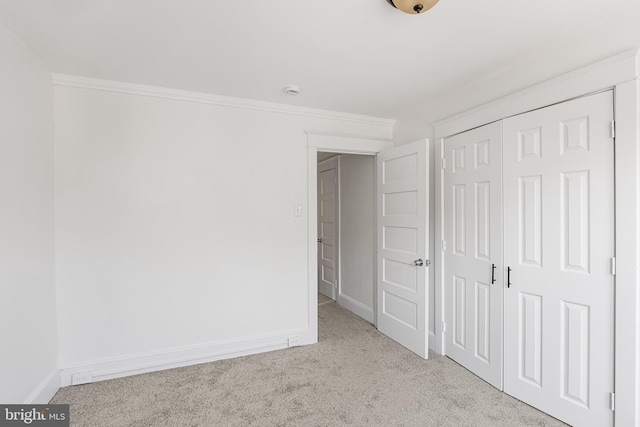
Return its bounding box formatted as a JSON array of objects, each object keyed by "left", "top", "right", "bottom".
[{"left": 51, "top": 74, "right": 396, "bottom": 128}]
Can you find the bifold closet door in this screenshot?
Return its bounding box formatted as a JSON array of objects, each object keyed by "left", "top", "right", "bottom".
[
  {"left": 444, "top": 122, "right": 503, "bottom": 389},
  {"left": 503, "top": 91, "right": 615, "bottom": 427}
]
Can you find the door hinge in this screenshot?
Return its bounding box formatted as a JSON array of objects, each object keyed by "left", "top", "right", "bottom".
[
  {"left": 441, "top": 321, "right": 447, "bottom": 333},
  {"left": 611, "top": 257, "right": 616, "bottom": 275},
  {"left": 610, "top": 121, "right": 616, "bottom": 139},
  {"left": 442, "top": 240, "right": 447, "bottom": 251},
  {"left": 610, "top": 392, "right": 615, "bottom": 411},
  {"left": 441, "top": 158, "right": 446, "bottom": 169}
]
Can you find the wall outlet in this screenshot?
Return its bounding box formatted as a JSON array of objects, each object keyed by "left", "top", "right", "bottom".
[
  {"left": 288, "top": 336, "right": 301, "bottom": 348},
  {"left": 71, "top": 372, "right": 93, "bottom": 385}
]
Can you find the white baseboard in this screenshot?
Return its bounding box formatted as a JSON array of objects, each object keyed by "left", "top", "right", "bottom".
[
  {"left": 338, "top": 293, "right": 374, "bottom": 323},
  {"left": 59, "top": 328, "right": 315, "bottom": 387},
  {"left": 25, "top": 369, "right": 60, "bottom": 404}
]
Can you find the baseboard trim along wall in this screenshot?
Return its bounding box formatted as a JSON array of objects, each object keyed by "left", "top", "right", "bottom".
[
  {"left": 59, "top": 329, "right": 315, "bottom": 387},
  {"left": 26, "top": 369, "right": 61, "bottom": 404},
  {"left": 338, "top": 294, "right": 374, "bottom": 324}
]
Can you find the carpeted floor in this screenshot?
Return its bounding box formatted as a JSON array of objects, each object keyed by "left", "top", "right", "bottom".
[
  {"left": 318, "top": 292, "right": 332, "bottom": 305},
  {"left": 51, "top": 296, "right": 567, "bottom": 426}
]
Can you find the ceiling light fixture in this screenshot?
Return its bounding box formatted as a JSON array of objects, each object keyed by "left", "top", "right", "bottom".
[
  {"left": 284, "top": 85, "right": 300, "bottom": 96},
  {"left": 386, "top": 0, "right": 439, "bottom": 14}
]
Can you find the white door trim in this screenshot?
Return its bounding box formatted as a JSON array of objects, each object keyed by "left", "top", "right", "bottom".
[
  {"left": 434, "top": 49, "right": 640, "bottom": 426},
  {"left": 434, "top": 137, "right": 446, "bottom": 355},
  {"left": 307, "top": 133, "right": 394, "bottom": 342}
]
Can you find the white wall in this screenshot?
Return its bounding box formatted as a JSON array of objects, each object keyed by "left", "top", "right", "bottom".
[
  {"left": 338, "top": 154, "right": 375, "bottom": 322},
  {"left": 0, "top": 21, "right": 58, "bottom": 403},
  {"left": 54, "top": 82, "right": 392, "bottom": 383}
]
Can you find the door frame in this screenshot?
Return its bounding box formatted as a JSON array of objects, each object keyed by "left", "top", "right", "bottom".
[
  {"left": 434, "top": 49, "right": 640, "bottom": 426},
  {"left": 306, "top": 133, "right": 394, "bottom": 341},
  {"left": 317, "top": 155, "right": 340, "bottom": 301}
]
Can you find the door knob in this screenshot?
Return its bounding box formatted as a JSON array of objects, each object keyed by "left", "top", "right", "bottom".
[{"left": 414, "top": 259, "right": 424, "bottom": 266}]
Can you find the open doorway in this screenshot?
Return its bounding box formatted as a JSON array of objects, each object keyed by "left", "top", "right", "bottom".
[
  {"left": 308, "top": 135, "right": 431, "bottom": 359},
  {"left": 317, "top": 151, "right": 376, "bottom": 324}
]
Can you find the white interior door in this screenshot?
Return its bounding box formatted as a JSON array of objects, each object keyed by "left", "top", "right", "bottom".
[
  {"left": 503, "top": 91, "right": 615, "bottom": 427},
  {"left": 376, "top": 139, "right": 429, "bottom": 359},
  {"left": 318, "top": 157, "right": 339, "bottom": 300},
  {"left": 443, "top": 122, "right": 503, "bottom": 389}
]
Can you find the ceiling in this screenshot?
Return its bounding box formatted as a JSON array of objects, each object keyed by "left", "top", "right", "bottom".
[{"left": 1, "top": 0, "right": 639, "bottom": 139}]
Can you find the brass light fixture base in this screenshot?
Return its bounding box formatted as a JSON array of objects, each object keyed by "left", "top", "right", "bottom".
[{"left": 386, "top": 0, "right": 439, "bottom": 14}]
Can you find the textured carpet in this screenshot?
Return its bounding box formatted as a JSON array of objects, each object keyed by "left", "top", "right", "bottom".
[
  {"left": 51, "top": 297, "right": 567, "bottom": 426},
  {"left": 318, "top": 293, "right": 332, "bottom": 305}
]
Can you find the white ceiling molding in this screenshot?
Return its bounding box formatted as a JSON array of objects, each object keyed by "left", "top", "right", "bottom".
[{"left": 52, "top": 74, "right": 396, "bottom": 128}]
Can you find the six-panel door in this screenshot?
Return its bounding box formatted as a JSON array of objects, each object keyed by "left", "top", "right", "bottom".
[
  {"left": 444, "top": 122, "right": 504, "bottom": 389},
  {"left": 502, "top": 91, "right": 614, "bottom": 427}
]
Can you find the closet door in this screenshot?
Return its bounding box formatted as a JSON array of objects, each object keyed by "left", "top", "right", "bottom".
[
  {"left": 444, "top": 122, "right": 503, "bottom": 389},
  {"left": 503, "top": 91, "right": 614, "bottom": 427}
]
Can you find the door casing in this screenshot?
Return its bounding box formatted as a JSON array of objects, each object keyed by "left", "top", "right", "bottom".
[{"left": 307, "top": 134, "right": 394, "bottom": 339}]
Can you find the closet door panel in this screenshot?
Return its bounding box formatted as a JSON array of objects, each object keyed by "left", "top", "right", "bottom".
[
  {"left": 503, "top": 91, "right": 614, "bottom": 427},
  {"left": 444, "top": 122, "right": 503, "bottom": 390}
]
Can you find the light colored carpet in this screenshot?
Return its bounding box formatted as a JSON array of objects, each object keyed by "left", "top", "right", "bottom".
[
  {"left": 318, "top": 293, "right": 332, "bottom": 305},
  {"left": 51, "top": 298, "right": 567, "bottom": 426}
]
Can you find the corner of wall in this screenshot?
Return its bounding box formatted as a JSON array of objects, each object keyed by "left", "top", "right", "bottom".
[
  {"left": 0, "top": 17, "right": 59, "bottom": 406},
  {"left": 25, "top": 370, "right": 60, "bottom": 404}
]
